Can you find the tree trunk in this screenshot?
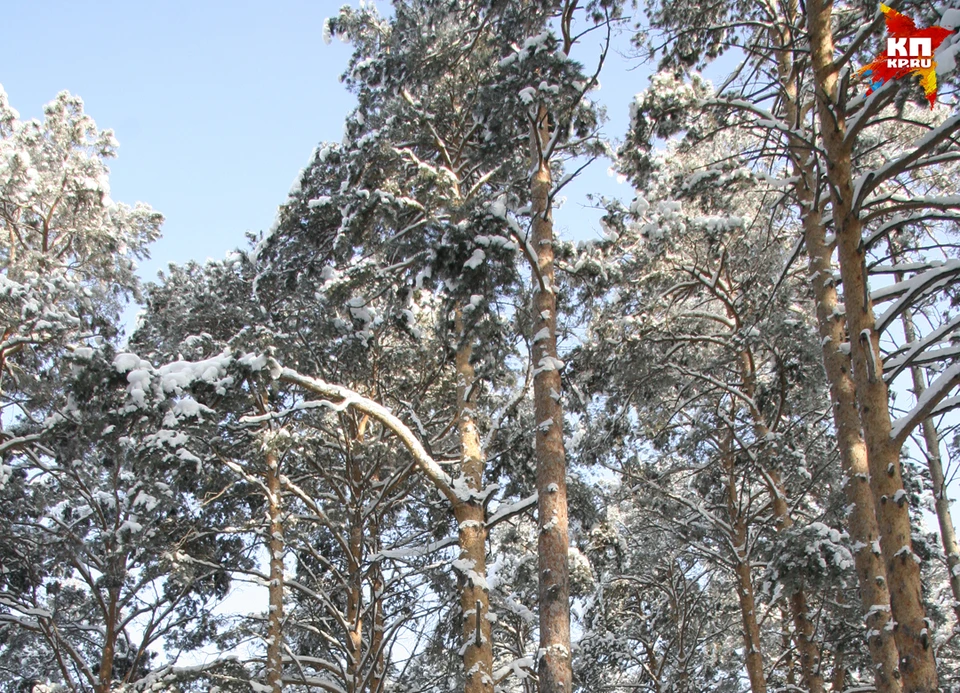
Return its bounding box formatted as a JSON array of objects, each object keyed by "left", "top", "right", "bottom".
[
  {"left": 96, "top": 583, "right": 120, "bottom": 693},
  {"left": 266, "top": 451, "right": 285, "bottom": 693},
  {"left": 915, "top": 391, "right": 960, "bottom": 623},
  {"left": 806, "top": 4, "right": 938, "bottom": 688},
  {"left": 369, "top": 500, "right": 386, "bottom": 693},
  {"left": 736, "top": 341, "right": 824, "bottom": 693},
  {"left": 722, "top": 431, "right": 767, "bottom": 693},
  {"left": 346, "top": 453, "right": 364, "bottom": 693},
  {"left": 772, "top": 5, "right": 902, "bottom": 686},
  {"left": 830, "top": 644, "right": 847, "bottom": 692},
  {"left": 530, "top": 102, "right": 572, "bottom": 693},
  {"left": 799, "top": 184, "right": 902, "bottom": 692},
  {"left": 913, "top": 376, "right": 960, "bottom": 625},
  {"left": 453, "top": 328, "right": 495, "bottom": 693},
  {"left": 780, "top": 606, "right": 797, "bottom": 688},
  {"left": 764, "top": 465, "right": 824, "bottom": 693},
  {"left": 889, "top": 249, "right": 960, "bottom": 627}
]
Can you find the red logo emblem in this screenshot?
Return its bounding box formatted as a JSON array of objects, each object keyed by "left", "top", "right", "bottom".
[{"left": 858, "top": 5, "right": 953, "bottom": 108}]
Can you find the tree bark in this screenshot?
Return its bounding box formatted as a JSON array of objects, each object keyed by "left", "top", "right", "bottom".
[
  {"left": 781, "top": 509, "right": 825, "bottom": 693},
  {"left": 722, "top": 432, "right": 767, "bottom": 693},
  {"left": 800, "top": 188, "right": 902, "bottom": 692},
  {"left": 95, "top": 583, "right": 120, "bottom": 693},
  {"left": 266, "top": 451, "right": 285, "bottom": 693},
  {"left": 453, "top": 327, "right": 495, "bottom": 693},
  {"left": 736, "top": 343, "right": 824, "bottom": 693},
  {"left": 774, "top": 14, "right": 902, "bottom": 691},
  {"left": 530, "top": 101, "right": 572, "bottom": 693},
  {"left": 368, "top": 497, "right": 386, "bottom": 693},
  {"left": 346, "top": 452, "right": 364, "bottom": 693},
  {"left": 806, "top": 4, "right": 938, "bottom": 689},
  {"left": 775, "top": 26, "right": 901, "bottom": 682}
]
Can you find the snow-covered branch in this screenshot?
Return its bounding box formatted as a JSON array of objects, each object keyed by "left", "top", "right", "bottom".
[{"left": 891, "top": 362, "right": 960, "bottom": 446}]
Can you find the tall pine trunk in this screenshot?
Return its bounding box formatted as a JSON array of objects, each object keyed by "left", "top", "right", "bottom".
[
  {"left": 453, "top": 324, "right": 495, "bottom": 693},
  {"left": 774, "top": 13, "right": 902, "bottom": 690},
  {"left": 266, "top": 451, "right": 285, "bottom": 693},
  {"left": 530, "top": 101, "right": 572, "bottom": 693},
  {"left": 806, "top": 4, "right": 938, "bottom": 688},
  {"left": 346, "top": 451, "right": 364, "bottom": 693},
  {"left": 95, "top": 582, "right": 121, "bottom": 693},
  {"left": 799, "top": 182, "right": 902, "bottom": 692},
  {"left": 768, "top": 472, "right": 825, "bottom": 693},
  {"left": 722, "top": 430, "right": 767, "bottom": 693},
  {"left": 737, "top": 334, "right": 824, "bottom": 692},
  {"left": 368, "top": 493, "right": 386, "bottom": 693}
]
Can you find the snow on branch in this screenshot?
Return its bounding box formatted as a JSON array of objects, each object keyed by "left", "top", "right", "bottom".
[
  {"left": 883, "top": 312, "right": 960, "bottom": 383},
  {"left": 699, "top": 96, "right": 819, "bottom": 150},
  {"left": 891, "top": 362, "right": 960, "bottom": 446},
  {"left": 109, "top": 348, "right": 460, "bottom": 506},
  {"left": 277, "top": 366, "right": 458, "bottom": 505},
  {"left": 863, "top": 210, "right": 960, "bottom": 251},
  {"left": 485, "top": 493, "right": 538, "bottom": 528},
  {"left": 852, "top": 113, "right": 960, "bottom": 211},
  {"left": 860, "top": 194, "right": 960, "bottom": 228},
  {"left": 371, "top": 535, "right": 459, "bottom": 562},
  {"left": 872, "top": 260, "right": 960, "bottom": 334}
]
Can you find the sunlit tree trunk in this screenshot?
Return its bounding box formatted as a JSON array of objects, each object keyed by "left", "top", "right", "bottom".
[
  {"left": 800, "top": 186, "right": 902, "bottom": 692},
  {"left": 265, "top": 451, "right": 285, "bottom": 693},
  {"left": 529, "top": 98, "right": 572, "bottom": 693},
  {"left": 453, "top": 317, "right": 495, "bottom": 693},
  {"left": 807, "top": 4, "right": 938, "bottom": 688}
]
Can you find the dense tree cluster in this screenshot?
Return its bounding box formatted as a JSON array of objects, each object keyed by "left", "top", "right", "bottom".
[{"left": 2, "top": 1, "right": 960, "bottom": 692}]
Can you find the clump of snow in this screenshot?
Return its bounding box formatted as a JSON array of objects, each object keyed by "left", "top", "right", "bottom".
[
  {"left": 942, "top": 8, "right": 960, "bottom": 30},
  {"left": 73, "top": 346, "right": 95, "bottom": 360},
  {"left": 464, "top": 249, "right": 486, "bottom": 270},
  {"left": 114, "top": 352, "right": 147, "bottom": 373}
]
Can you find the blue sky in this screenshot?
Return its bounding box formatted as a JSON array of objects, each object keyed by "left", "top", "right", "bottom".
[{"left": 3, "top": 2, "right": 647, "bottom": 290}]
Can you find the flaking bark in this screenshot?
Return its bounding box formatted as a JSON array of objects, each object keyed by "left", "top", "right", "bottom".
[{"left": 806, "top": 3, "right": 938, "bottom": 688}]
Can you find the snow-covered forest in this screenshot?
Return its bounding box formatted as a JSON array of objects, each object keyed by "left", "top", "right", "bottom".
[{"left": 3, "top": 1, "right": 960, "bottom": 692}]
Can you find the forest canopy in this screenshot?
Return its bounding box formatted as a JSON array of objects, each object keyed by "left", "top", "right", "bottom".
[{"left": 2, "top": 2, "right": 960, "bottom": 693}]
